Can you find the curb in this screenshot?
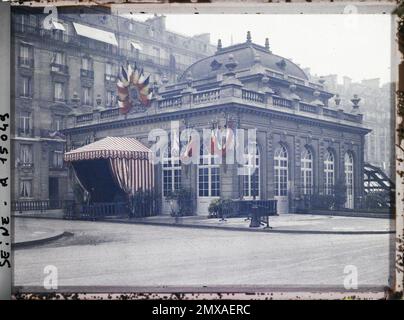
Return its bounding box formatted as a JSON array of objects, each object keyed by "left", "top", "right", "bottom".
[
  {"left": 13, "top": 231, "right": 74, "bottom": 249},
  {"left": 103, "top": 219, "right": 395, "bottom": 235},
  {"left": 13, "top": 216, "right": 394, "bottom": 235}
]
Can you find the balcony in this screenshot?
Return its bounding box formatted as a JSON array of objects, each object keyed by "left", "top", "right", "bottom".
[
  {"left": 17, "top": 128, "right": 33, "bottom": 137},
  {"left": 19, "top": 162, "right": 33, "bottom": 169},
  {"left": 18, "top": 56, "right": 34, "bottom": 68},
  {"left": 50, "top": 63, "right": 69, "bottom": 75},
  {"left": 105, "top": 74, "right": 117, "bottom": 82},
  {"left": 80, "top": 69, "right": 94, "bottom": 79}
]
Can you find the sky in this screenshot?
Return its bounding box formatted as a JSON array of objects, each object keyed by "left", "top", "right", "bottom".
[{"left": 131, "top": 14, "right": 393, "bottom": 85}]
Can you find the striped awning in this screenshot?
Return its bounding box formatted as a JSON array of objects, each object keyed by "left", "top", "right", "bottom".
[
  {"left": 66, "top": 137, "right": 154, "bottom": 194},
  {"left": 64, "top": 137, "right": 151, "bottom": 162}
]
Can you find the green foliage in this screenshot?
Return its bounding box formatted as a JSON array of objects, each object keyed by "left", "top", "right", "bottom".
[
  {"left": 309, "top": 194, "right": 335, "bottom": 210},
  {"left": 166, "top": 188, "right": 195, "bottom": 216},
  {"left": 334, "top": 177, "right": 348, "bottom": 210},
  {"left": 129, "top": 189, "right": 160, "bottom": 217},
  {"left": 363, "top": 191, "right": 392, "bottom": 209},
  {"left": 208, "top": 198, "right": 234, "bottom": 218}
]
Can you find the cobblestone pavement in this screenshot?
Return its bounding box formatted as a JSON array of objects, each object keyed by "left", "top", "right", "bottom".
[{"left": 13, "top": 217, "right": 393, "bottom": 290}]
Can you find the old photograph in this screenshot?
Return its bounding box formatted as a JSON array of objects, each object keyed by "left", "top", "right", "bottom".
[{"left": 10, "top": 5, "right": 395, "bottom": 293}]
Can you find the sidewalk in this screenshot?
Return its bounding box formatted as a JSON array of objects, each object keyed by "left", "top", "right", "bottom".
[
  {"left": 110, "top": 213, "right": 395, "bottom": 235},
  {"left": 13, "top": 219, "right": 72, "bottom": 248}
]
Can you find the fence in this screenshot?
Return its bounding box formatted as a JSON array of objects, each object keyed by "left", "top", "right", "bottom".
[
  {"left": 12, "top": 200, "right": 74, "bottom": 213},
  {"left": 212, "top": 199, "right": 278, "bottom": 218},
  {"left": 64, "top": 202, "right": 129, "bottom": 220}
]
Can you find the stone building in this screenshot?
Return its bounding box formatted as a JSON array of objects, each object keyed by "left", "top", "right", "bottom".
[
  {"left": 11, "top": 6, "right": 215, "bottom": 204},
  {"left": 307, "top": 72, "right": 393, "bottom": 177},
  {"left": 64, "top": 33, "right": 370, "bottom": 215}
]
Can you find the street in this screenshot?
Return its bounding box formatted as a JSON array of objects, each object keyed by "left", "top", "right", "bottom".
[{"left": 13, "top": 218, "right": 393, "bottom": 290}]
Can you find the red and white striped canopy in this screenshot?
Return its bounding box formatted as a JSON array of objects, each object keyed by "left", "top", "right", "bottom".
[{"left": 64, "top": 137, "right": 151, "bottom": 162}]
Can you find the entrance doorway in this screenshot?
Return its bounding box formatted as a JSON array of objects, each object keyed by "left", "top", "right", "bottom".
[
  {"left": 49, "top": 177, "right": 59, "bottom": 208},
  {"left": 274, "top": 145, "right": 289, "bottom": 214}
]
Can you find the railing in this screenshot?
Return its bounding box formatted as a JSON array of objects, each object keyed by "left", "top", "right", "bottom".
[
  {"left": 18, "top": 162, "right": 34, "bottom": 169},
  {"left": 80, "top": 69, "right": 94, "bottom": 79},
  {"left": 18, "top": 56, "right": 34, "bottom": 68},
  {"left": 322, "top": 108, "right": 339, "bottom": 118},
  {"left": 17, "top": 128, "right": 33, "bottom": 137},
  {"left": 12, "top": 22, "right": 187, "bottom": 71},
  {"left": 50, "top": 63, "right": 69, "bottom": 74},
  {"left": 211, "top": 199, "right": 278, "bottom": 219},
  {"left": 299, "top": 102, "right": 318, "bottom": 114},
  {"left": 105, "top": 74, "right": 117, "bottom": 82},
  {"left": 242, "top": 89, "right": 265, "bottom": 103},
  {"left": 12, "top": 200, "right": 74, "bottom": 212},
  {"left": 158, "top": 96, "right": 182, "bottom": 108},
  {"left": 100, "top": 107, "right": 120, "bottom": 119},
  {"left": 67, "top": 202, "right": 129, "bottom": 220},
  {"left": 76, "top": 113, "right": 94, "bottom": 123},
  {"left": 193, "top": 89, "right": 220, "bottom": 104},
  {"left": 273, "top": 96, "right": 292, "bottom": 108}
]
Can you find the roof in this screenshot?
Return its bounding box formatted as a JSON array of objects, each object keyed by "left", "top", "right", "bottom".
[
  {"left": 179, "top": 41, "right": 308, "bottom": 82},
  {"left": 64, "top": 137, "right": 151, "bottom": 162}
]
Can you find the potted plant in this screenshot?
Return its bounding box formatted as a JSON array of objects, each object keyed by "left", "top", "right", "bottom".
[
  {"left": 166, "top": 188, "right": 195, "bottom": 218},
  {"left": 208, "top": 198, "right": 221, "bottom": 218}
]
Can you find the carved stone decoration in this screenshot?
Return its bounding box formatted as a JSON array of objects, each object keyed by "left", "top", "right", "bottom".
[
  {"left": 276, "top": 59, "right": 286, "bottom": 70},
  {"left": 280, "top": 131, "right": 287, "bottom": 143}
]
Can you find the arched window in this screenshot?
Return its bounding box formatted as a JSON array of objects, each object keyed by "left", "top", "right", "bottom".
[
  {"left": 162, "top": 144, "right": 181, "bottom": 197},
  {"left": 324, "top": 150, "right": 335, "bottom": 195},
  {"left": 274, "top": 145, "right": 288, "bottom": 196},
  {"left": 344, "top": 152, "right": 354, "bottom": 209},
  {"left": 198, "top": 142, "right": 220, "bottom": 197},
  {"left": 301, "top": 147, "right": 313, "bottom": 195},
  {"left": 242, "top": 147, "right": 260, "bottom": 199}
]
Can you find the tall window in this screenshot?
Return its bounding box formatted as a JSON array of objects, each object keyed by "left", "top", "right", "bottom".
[
  {"left": 324, "top": 150, "right": 335, "bottom": 195},
  {"left": 20, "top": 179, "right": 32, "bottom": 198},
  {"left": 54, "top": 51, "right": 64, "bottom": 65},
  {"left": 82, "top": 87, "right": 92, "bottom": 105},
  {"left": 19, "top": 144, "right": 32, "bottom": 166},
  {"left": 54, "top": 82, "right": 65, "bottom": 101},
  {"left": 82, "top": 57, "right": 91, "bottom": 70},
  {"left": 106, "top": 90, "right": 115, "bottom": 107},
  {"left": 344, "top": 152, "right": 354, "bottom": 209},
  {"left": 21, "top": 76, "right": 31, "bottom": 97},
  {"left": 274, "top": 145, "right": 288, "bottom": 196},
  {"left": 198, "top": 142, "right": 220, "bottom": 197},
  {"left": 242, "top": 147, "right": 260, "bottom": 199},
  {"left": 18, "top": 111, "right": 31, "bottom": 136},
  {"left": 19, "top": 45, "right": 31, "bottom": 66},
  {"left": 162, "top": 145, "right": 181, "bottom": 197},
  {"left": 105, "top": 62, "right": 112, "bottom": 80},
  {"left": 51, "top": 149, "right": 64, "bottom": 168},
  {"left": 301, "top": 147, "right": 313, "bottom": 195},
  {"left": 53, "top": 115, "right": 64, "bottom": 131}
]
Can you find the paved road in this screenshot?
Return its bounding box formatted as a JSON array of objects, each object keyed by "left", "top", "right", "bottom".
[{"left": 13, "top": 218, "right": 393, "bottom": 290}]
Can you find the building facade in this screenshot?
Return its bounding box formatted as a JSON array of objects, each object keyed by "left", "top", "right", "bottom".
[
  {"left": 64, "top": 34, "right": 370, "bottom": 215},
  {"left": 11, "top": 7, "right": 215, "bottom": 203},
  {"left": 306, "top": 72, "right": 394, "bottom": 177}
]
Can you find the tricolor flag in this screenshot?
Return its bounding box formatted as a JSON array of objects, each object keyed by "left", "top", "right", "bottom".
[{"left": 117, "top": 63, "right": 153, "bottom": 114}]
